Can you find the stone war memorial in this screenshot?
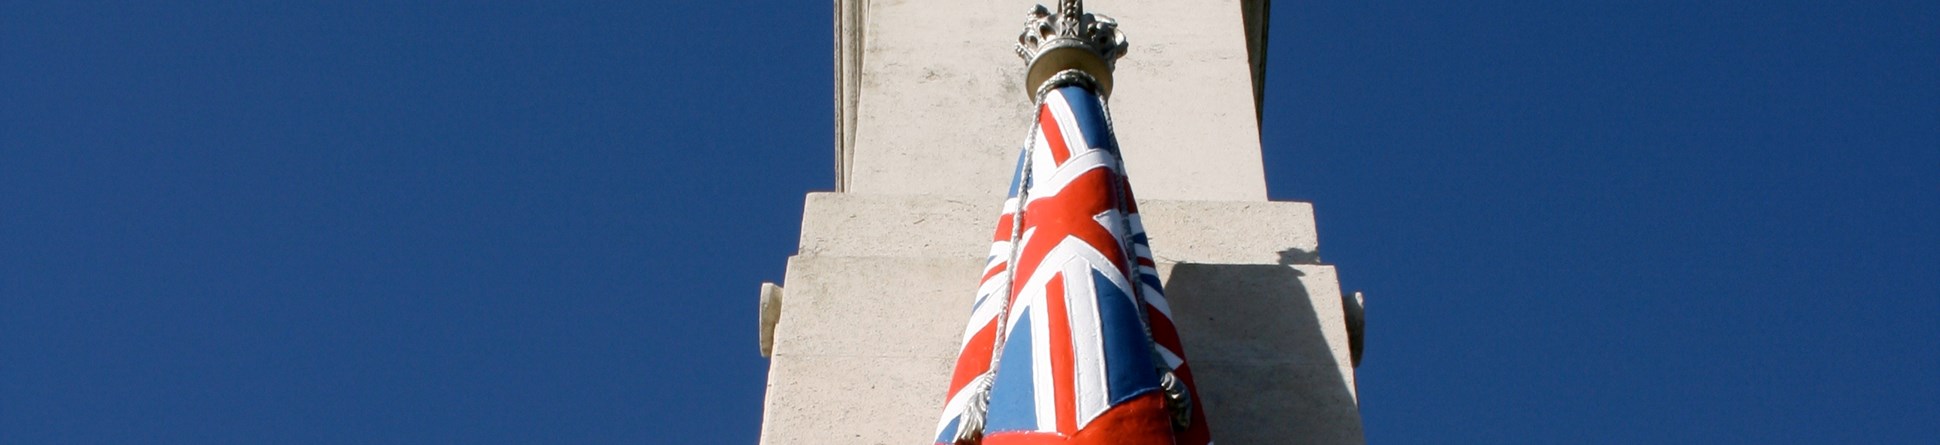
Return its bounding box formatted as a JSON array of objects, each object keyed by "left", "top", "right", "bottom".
[{"left": 756, "top": 1, "right": 1366, "bottom": 443}]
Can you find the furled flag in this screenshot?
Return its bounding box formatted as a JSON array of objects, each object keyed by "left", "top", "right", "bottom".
[{"left": 932, "top": 82, "right": 1213, "bottom": 445}]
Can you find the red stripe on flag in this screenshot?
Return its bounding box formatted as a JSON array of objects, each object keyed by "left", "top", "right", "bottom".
[
  {"left": 1008, "top": 170, "right": 1125, "bottom": 297},
  {"left": 1067, "top": 392, "right": 1177, "bottom": 445},
  {"left": 992, "top": 211, "right": 1016, "bottom": 241},
  {"left": 1037, "top": 104, "right": 1072, "bottom": 165},
  {"left": 981, "top": 431, "right": 1068, "bottom": 445},
  {"left": 982, "top": 262, "right": 1009, "bottom": 283},
  {"left": 1044, "top": 271, "right": 1078, "bottom": 434}
]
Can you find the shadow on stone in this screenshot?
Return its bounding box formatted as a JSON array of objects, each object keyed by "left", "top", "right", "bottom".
[
  {"left": 1164, "top": 263, "right": 1364, "bottom": 445},
  {"left": 1277, "top": 247, "right": 1320, "bottom": 265}
]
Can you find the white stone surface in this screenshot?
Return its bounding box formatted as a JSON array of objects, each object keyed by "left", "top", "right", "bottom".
[
  {"left": 769, "top": 255, "right": 979, "bottom": 360},
  {"left": 1162, "top": 264, "right": 1366, "bottom": 444},
  {"left": 841, "top": 0, "right": 1270, "bottom": 201},
  {"left": 760, "top": 354, "right": 957, "bottom": 445},
  {"left": 760, "top": 255, "right": 977, "bottom": 445}
]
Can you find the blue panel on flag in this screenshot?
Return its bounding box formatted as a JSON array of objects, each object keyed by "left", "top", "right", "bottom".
[
  {"left": 1140, "top": 274, "right": 1164, "bottom": 296},
  {"left": 933, "top": 416, "right": 960, "bottom": 444},
  {"left": 984, "top": 310, "right": 1040, "bottom": 433},
  {"left": 1054, "top": 86, "right": 1118, "bottom": 155},
  {"left": 1091, "top": 269, "right": 1161, "bottom": 405}
]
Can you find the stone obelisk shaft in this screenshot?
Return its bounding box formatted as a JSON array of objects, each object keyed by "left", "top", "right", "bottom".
[{"left": 761, "top": 1, "right": 1364, "bottom": 443}]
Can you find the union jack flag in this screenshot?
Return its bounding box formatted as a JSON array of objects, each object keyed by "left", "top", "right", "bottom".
[{"left": 934, "top": 84, "right": 1212, "bottom": 445}]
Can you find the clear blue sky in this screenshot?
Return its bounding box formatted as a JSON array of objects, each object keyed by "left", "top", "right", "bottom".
[{"left": 2, "top": 1, "right": 1934, "bottom": 443}]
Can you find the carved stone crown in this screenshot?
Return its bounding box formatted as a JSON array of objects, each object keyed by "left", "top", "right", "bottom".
[{"left": 1016, "top": 0, "right": 1128, "bottom": 100}]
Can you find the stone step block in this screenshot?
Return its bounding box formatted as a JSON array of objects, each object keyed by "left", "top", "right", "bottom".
[
  {"left": 794, "top": 192, "right": 1319, "bottom": 264},
  {"left": 762, "top": 254, "right": 1359, "bottom": 444}
]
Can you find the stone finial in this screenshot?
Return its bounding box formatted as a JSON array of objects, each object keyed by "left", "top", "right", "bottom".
[{"left": 1015, "top": 0, "right": 1128, "bottom": 100}]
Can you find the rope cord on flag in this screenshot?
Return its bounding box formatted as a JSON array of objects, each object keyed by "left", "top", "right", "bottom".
[
  {"left": 978, "top": 71, "right": 1091, "bottom": 393},
  {"left": 955, "top": 19, "right": 1087, "bottom": 440},
  {"left": 984, "top": 122, "right": 1035, "bottom": 379},
  {"left": 1089, "top": 81, "right": 1193, "bottom": 429}
]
